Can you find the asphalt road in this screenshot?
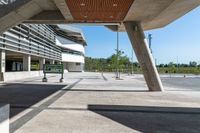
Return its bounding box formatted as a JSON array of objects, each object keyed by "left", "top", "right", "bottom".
[{"left": 162, "top": 77, "right": 200, "bottom": 91}]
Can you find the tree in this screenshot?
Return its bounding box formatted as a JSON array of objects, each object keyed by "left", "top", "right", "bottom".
[
  {"left": 168, "top": 62, "right": 176, "bottom": 73},
  {"left": 84, "top": 50, "right": 134, "bottom": 72},
  {"left": 108, "top": 50, "right": 131, "bottom": 72},
  {"left": 189, "top": 61, "right": 197, "bottom": 67}
]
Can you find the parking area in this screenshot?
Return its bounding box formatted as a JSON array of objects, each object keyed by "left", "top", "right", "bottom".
[{"left": 1, "top": 72, "right": 200, "bottom": 133}]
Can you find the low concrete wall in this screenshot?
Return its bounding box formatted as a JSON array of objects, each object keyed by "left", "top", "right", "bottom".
[
  {"left": 0, "top": 104, "right": 9, "bottom": 133},
  {"left": 3, "top": 71, "right": 43, "bottom": 82}
]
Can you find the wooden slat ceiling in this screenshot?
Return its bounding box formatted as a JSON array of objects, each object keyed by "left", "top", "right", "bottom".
[{"left": 66, "top": 0, "right": 134, "bottom": 22}]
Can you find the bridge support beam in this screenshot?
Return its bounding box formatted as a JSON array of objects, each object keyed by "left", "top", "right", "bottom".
[{"left": 124, "top": 21, "right": 164, "bottom": 91}]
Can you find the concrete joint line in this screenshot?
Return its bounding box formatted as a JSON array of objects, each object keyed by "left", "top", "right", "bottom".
[{"left": 10, "top": 78, "right": 82, "bottom": 133}]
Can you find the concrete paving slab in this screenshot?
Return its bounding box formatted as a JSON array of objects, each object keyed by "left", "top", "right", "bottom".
[{"left": 0, "top": 72, "right": 200, "bottom": 133}]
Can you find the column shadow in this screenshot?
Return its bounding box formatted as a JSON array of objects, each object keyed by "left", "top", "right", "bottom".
[
  {"left": 0, "top": 83, "right": 66, "bottom": 118},
  {"left": 88, "top": 104, "right": 200, "bottom": 133}
]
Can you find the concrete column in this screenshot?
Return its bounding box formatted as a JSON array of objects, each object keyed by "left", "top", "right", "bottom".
[
  {"left": 23, "top": 55, "right": 31, "bottom": 71},
  {"left": 124, "top": 21, "right": 163, "bottom": 91},
  {"left": 0, "top": 50, "right": 6, "bottom": 73},
  {"left": 50, "top": 60, "right": 55, "bottom": 64},
  {"left": 39, "top": 58, "right": 45, "bottom": 70}
]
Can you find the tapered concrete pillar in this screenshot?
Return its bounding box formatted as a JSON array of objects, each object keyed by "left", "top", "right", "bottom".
[
  {"left": 39, "top": 58, "right": 45, "bottom": 70},
  {"left": 23, "top": 55, "right": 31, "bottom": 71},
  {"left": 0, "top": 50, "right": 6, "bottom": 73},
  {"left": 124, "top": 21, "right": 163, "bottom": 91}
]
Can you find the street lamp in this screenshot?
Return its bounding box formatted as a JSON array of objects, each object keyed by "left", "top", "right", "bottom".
[
  {"left": 116, "top": 26, "right": 120, "bottom": 79},
  {"left": 131, "top": 49, "right": 134, "bottom": 74},
  {"left": 148, "top": 34, "right": 152, "bottom": 53},
  {"left": 148, "top": 33, "right": 157, "bottom": 67}
]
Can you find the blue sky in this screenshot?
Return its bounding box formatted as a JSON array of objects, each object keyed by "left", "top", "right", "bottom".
[{"left": 79, "top": 6, "right": 200, "bottom": 64}]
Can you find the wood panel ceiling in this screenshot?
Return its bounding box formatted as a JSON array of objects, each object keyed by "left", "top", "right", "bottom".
[{"left": 66, "top": 0, "right": 134, "bottom": 22}]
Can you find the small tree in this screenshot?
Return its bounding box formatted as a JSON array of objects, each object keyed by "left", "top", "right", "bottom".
[
  {"left": 168, "top": 62, "right": 176, "bottom": 73},
  {"left": 189, "top": 61, "right": 197, "bottom": 67}
]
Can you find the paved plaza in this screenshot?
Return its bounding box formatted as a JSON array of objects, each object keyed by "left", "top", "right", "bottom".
[{"left": 0, "top": 72, "right": 200, "bottom": 133}]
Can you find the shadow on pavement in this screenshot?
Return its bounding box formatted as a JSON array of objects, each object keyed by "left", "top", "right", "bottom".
[
  {"left": 0, "top": 83, "right": 65, "bottom": 118},
  {"left": 9, "top": 79, "right": 82, "bottom": 133},
  {"left": 88, "top": 104, "right": 200, "bottom": 133}
]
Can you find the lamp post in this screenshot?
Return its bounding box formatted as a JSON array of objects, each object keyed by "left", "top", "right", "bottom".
[
  {"left": 176, "top": 56, "right": 179, "bottom": 73},
  {"left": 148, "top": 33, "right": 157, "bottom": 67},
  {"left": 131, "top": 49, "right": 134, "bottom": 74},
  {"left": 116, "top": 27, "right": 120, "bottom": 79},
  {"left": 148, "top": 34, "right": 152, "bottom": 53}
]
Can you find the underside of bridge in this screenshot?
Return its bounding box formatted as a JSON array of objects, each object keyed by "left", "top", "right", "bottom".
[{"left": 0, "top": 0, "right": 200, "bottom": 91}]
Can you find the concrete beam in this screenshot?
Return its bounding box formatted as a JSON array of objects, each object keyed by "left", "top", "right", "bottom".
[
  {"left": 0, "top": 0, "right": 43, "bottom": 34},
  {"left": 142, "top": 0, "right": 200, "bottom": 30},
  {"left": 125, "top": 0, "right": 174, "bottom": 23},
  {"left": 25, "top": 10, "right": 65, "bottom": 23},
  {"left": 0, "top": 0, "right": 31, "bottom": 17},
  {"left": 0, "top": 0, "right": 57, "bottom": 34},
  {"left": 107, "top": 0, "right": 200, "bottom": 31},
  {"left": 105, "top": 25, "right": 124, "bottom": 32},
  {"left": 33, "top": 0, "right": 57, "bottom": 10},
  {"left": 53, "top": 0, "right": 73, "bottom": 21},
  {"left": 124, "top": 21, "right": 163, "bottom": 91}
]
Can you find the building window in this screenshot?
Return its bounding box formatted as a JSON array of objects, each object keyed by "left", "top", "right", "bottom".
[{"left": 62, "top": 49, "right": 83, "bottom": 56}]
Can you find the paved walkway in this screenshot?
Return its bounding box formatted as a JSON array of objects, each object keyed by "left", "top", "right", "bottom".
[{"left": 1, "top": 72, "right": 200, "bottom": 133}]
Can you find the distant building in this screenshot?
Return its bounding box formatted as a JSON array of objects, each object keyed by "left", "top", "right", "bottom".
[
  {"left": 50, "top": 25, "right": 86, "bottom": 72},
  {"left": 0, "top": 24, "right": 86, "bottom": 81}
]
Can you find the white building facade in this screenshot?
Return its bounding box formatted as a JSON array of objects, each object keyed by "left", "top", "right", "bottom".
[
  {"left": 0, "top": 24, "right": 86, "bottom": 81},
  {"left": 52, "top": 25, "right": 86, "bottom": 72}
]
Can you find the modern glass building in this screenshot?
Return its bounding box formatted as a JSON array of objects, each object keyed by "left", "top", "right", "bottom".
[{"left": 0, "top": 24, "right": 86, "bottom": 81}]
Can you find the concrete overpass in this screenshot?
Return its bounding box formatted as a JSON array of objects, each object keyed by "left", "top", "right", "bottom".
[{"left": 0, "top": 0, "right": 200, "bottom": 91}]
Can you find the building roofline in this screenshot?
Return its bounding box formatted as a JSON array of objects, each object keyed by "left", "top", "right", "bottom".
[{"left": 49, "top": 24, "right": 87, "bottom": 46}]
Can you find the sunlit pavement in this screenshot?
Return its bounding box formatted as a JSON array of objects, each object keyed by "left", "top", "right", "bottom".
[{"left": 1, "top": 72, "right": 200, "bottom": 133}]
